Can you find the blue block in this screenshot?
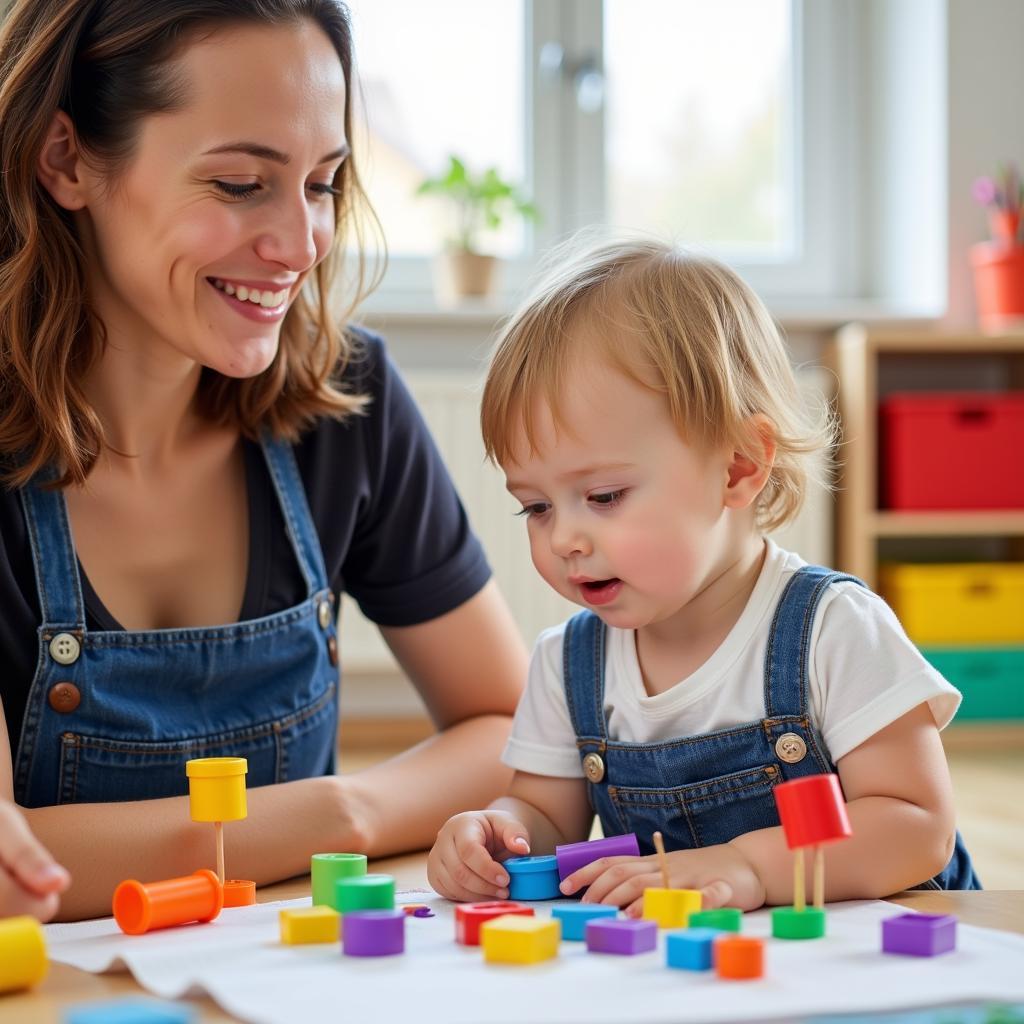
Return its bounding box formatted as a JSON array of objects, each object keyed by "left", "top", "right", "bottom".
[
  {"left": 64, "top": 1000, "right": 195, "bottom": 1024},
  {"left": 505, "top": 855, "right": 561, "bottom": 900},
  {"left": 667, "top": 928, "right": 720, "bottom": 971},
  {"left": 551, "top": 903, "right": 618, "bottom": 940}
]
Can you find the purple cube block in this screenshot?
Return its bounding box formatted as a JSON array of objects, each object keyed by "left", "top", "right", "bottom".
[
  {"left": 342, "top": 909, "right": 405, "bottom": 957},
  {"left": 585, "top": 917, "right": 657, "bottom": 956},
  {"left": 555, "top": 834, "right": 640, "bottom": 881},
  {"left": 881, "top": 913, "right": 957, "bottom": 957}
]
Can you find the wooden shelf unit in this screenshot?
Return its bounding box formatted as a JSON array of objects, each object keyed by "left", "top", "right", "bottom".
[{"left": 829, "top": 324, "right": 1024, "bottom": 587}]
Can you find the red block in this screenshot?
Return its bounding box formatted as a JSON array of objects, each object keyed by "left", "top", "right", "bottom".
[
  {"left": 454, "top": 901, "right": 534, "bottom": 946},
  {"left": 773, "top": 774, "right": 852, "bottom": 849}
]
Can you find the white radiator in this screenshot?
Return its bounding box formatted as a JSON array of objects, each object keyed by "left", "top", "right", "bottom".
[{"left": 339, "top": 369, "right": 833, "bottom": 677}]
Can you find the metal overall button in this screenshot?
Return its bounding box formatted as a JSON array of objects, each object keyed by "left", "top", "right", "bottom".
[
  {"left": 48, "top": 682, "right": 81, "bottom": 713},
  {"left": 775, "top": 732, "right": 807, "bottom": 764},
  {"left": 582, "top": 752, "right": 605, "bottom": 783},
  {"left": 318, "top": 600, "right": 333, "bottom": 630},
  {"left": 48, "top": 633, "right": 81, "bottom": 665}
]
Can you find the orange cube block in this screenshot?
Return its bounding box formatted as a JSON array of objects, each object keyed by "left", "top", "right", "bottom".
[{"left": 714, "top": 934, "right": 764, "bottom": 979}]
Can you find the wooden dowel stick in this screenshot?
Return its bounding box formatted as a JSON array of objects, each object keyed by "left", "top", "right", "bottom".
[
  {"left": 653, "top": 831, "right": 670, "bottom": 890},
  {"left": 215, "top": 821, "right": 225, "bottom": 885},
  {"left": 794, "top": 847, "right": 805, "bottom": 913},
  {"left": 813, "top": 844, "right": 825, "bottom": 910}
]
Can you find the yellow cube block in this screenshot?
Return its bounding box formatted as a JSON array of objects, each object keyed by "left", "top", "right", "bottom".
[
  {"left": 279, "top": 906, "right": 341, "bottom": 945},
  {"left": 642, "top": 887, "right": 702, "bottom": 928},
  {"left": 480, "top": 914, "right": 560, "bottom": 964}
]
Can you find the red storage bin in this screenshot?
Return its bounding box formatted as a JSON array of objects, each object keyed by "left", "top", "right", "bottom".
[{"left": 879, "top": 391, "right": 1024, "bottom": 510}]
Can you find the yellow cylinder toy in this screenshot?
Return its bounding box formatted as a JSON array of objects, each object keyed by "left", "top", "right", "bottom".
[
  {"left": 0, "top": 915, "right": 48, "bottom": 993},
  {"left": 185, "top": 757, "right": 248, "bottom": 821}
]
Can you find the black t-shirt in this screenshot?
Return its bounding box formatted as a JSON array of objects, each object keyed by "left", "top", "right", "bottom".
[{"left": 0, "top": 329, "right": 491, "bottom": 745}]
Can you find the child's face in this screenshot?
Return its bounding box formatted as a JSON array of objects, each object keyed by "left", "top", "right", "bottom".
[{"left": 503, "top": 358, "right": 739, "bottom": 631}]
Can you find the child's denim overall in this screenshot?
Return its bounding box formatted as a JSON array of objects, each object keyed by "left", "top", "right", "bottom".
[
  {"left": 562, "top": 565, "right": 980, "bottom": 890},
  {"left": 14, "top": 435, "right": 340, "bottom": 808}
]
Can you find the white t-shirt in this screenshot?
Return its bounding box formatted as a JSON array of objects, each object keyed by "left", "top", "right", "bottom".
[{"left": 502, "top": 540, "right": 960, "bottom": 778}]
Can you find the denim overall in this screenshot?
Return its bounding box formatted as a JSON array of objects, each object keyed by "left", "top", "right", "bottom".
[
  {"left": 563, "top": 565, "right": 980, "bottom": 890},
  {"left": 14, "top": 435, "right": 340, "bottom": 808}
]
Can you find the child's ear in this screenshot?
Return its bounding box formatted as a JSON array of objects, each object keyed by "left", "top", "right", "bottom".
[
  {"left": 723, "top": 415, "right": 777, "bottom": 510},
  {"left": 36, "top": 110, "right": 89, "bottom": 211}
]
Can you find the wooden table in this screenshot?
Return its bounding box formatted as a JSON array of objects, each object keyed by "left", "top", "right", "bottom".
[{"left": 5, "top": 853, "right": 1022, "bottom": 1023}]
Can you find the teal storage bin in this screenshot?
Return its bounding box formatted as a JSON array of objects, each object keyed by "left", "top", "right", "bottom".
[{"left": 921, "top": 646, "right": 1024, "bottom": 720}]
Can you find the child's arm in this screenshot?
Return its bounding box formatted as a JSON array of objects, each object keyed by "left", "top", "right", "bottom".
[
  {"left": 427, "top": 770, "right": 592, "bottom": 902},
  {"left": 0, "top": 702, "right": 71, "bottom": 921},
  {"left": 561, "top": 703, "right": 955, "bottom": 912}
]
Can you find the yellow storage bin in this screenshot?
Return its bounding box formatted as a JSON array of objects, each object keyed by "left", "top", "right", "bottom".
[{"left": 880, "top": 563, "right": 1024, "bottom": 645}]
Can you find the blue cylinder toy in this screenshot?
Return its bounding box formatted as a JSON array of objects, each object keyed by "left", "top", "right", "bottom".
[{"left": 504, "top": 855, "right": 561, "bottom": 900}]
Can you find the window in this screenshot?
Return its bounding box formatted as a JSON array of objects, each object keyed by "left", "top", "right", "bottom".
[{"left": 349, "top": 0, "right": 856, "bottom": 305}]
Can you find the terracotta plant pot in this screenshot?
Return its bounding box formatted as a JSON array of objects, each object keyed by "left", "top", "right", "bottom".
[
  {"left": 435, "top": 249, "right": 498, "bottom": 303},
  {"left": 970, "top": 241, "right": 1024, "bottom": 330}
]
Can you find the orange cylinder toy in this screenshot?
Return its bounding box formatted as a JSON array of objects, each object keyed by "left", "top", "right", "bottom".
[{"left": 113, "top": 869, "right": 223, "bottom": 935}]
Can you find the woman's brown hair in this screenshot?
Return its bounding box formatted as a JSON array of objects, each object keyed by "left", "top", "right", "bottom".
[{"left": 0, "top": 0, "right": 381, "bottom": 488}]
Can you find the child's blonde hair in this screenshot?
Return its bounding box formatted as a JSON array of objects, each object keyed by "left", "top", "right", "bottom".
[{"left": 481, "top": 238, "right": 835, "bottom": 533}]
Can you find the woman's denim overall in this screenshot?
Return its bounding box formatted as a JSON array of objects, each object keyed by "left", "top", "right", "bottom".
[
  {"left": 14, "top": 435, "right": 340, "bottom": 808},
  {"left": 563, "top": 565, "right": 980, "bottom": 890}
]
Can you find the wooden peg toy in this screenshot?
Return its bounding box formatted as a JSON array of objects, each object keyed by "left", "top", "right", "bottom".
[
  {"left": 185, "top": 757, "right": 249, "bottom": 888},
  {"left": 641, "top": 831, "right": 701, "bottom": 928},
  {"left": 771, "top": 772, "right": 852, "bottom": 939},
  {"left": 0, "top": 915, "right": 48, "bottom": 993}
]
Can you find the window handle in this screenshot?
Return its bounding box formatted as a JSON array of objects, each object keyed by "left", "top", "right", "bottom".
[{"left": 538, "top": 43, "right": 605, "bottom": 114}]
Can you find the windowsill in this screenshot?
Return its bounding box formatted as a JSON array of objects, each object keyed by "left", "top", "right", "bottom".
[{"left": 355, "top": 294, "right": 945, "bottom": 334}]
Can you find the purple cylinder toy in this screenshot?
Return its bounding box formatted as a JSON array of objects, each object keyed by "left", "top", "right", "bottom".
[
  {"left": 555, "top": 833, "right": 640, "bottom": 881},
  {"left": 342, "top": 909, "right": 405, "bottom": 957}
]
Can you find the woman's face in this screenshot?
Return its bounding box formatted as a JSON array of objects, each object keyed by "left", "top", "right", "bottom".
[{"left": 75, "top": 19, "right": 348, "bottom": 379}]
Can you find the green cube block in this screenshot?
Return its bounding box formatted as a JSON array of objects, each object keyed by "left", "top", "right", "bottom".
[
  {"left": 688, "top": 908, "right": 742, "bottom": 932},
  {"left": 772, "top": 905, "right": 826, "bottom": 939},
  {"left": 311, "top": 853, "right": 367, "bottom": 909},
  {"left": 336, "top": 874, "right": 395, "bottom": 914}
]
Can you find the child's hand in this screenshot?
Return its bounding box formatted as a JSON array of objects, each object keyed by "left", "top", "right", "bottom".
[
  {"left": 558, "top": 841, "right": 766, "bottom": 915},
  {"left": 0, "top": 801, "right": 70, "bottom": 922},
  {"left": 427, "top": 810, "right": 532, "bottom": 903}
]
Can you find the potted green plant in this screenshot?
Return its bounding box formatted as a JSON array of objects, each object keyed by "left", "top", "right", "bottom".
[{"left": 416, "top": 155, "right": 538, "bottom": 301}]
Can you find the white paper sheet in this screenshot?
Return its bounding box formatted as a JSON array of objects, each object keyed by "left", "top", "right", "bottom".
[{"left": 46, "top": 893, "right": 1024, "bottom": 1024}]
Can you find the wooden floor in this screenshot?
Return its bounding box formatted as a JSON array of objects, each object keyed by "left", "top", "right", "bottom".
[{"left": 339, "top": 720, "right": 1024, "bottom": 890}]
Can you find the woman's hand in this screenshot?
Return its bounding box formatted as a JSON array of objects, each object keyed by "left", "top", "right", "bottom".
[
  {"left": 427, "top": 809, "right": 532, "bottom": 903},
  {"left": 0, "top": 800, "right": 70, "bottom": 921},
  {"left": 558, "top": 841, "right": 767, "bottom": 915}
]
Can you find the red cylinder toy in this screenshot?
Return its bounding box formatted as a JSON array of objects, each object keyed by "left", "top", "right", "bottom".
[{"left": 773, "top": 774, "right": 852, "bottom": 849}]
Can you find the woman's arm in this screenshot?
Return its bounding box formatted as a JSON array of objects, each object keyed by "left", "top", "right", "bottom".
[{"left": 342, "top": 580, "right": 528, "bottom": 857}]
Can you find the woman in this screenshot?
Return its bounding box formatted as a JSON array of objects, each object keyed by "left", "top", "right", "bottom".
[{"left": 0, "top": 0, "right": 527, "bottom": 920}]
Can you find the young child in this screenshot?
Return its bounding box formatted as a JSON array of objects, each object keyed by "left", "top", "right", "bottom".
[{"left": 428, "top": 239, "right": 979, "bottom": 914}]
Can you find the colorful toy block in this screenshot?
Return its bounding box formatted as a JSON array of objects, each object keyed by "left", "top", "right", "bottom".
[
  {"left": 881, "top": 913, "right": 957, "bottom": 957},
  {"left": 772, "top": 906, "right": 826, "bottom": 939},
  {"left": 310, "top": 852, "right": 367, "bottom": 909},
  {"left": 551, "top": 903, "right": 618, "bottom": 940},
  {"left": 186, "top": 757, "right": 248, "bottom": 885},
  {"left": 64, "top": 1000, "right": 196, "bottom": 1023},
  {"left": 480, "top": 915, "right": 560, "bottom": 965},
  {"left": 666, "top": 928, "right": 720, "bottom": 971},
  {"left": 688, "top": 908, "right": 742, "bottom": 932},
  {"left": 554, "top": 833, "right": 640, "bottom": 881},
  {"left": 585, "top": 917, "right": 657, "bottom": 955},
  {"left": 715, "top": 935, "right": 765, "bottom": 979},
  {"left": 504, "top": 855, "right": 561, "bottom": 900},
  {"left": 279, "top": 906, "right": 341, "bottom": 945},
  {"left": 342, "top": 909, "right": 406, "bottom": 957},
  {"left": 641, "top": 887, "right": 702, "bottom": 928},
  {"left": 455, "top": 901, "right": 534, "bottom": 946},
  {"left": 0, "top": 915, "right": 47, "bottom": 993},
  {"left": 335, "top": 873, "right": 395, "bottom": 914},
  {"left": 112, "top": 869, "right": 222, "bottom": 935},
  {"left": 402, "top": 903, "right": 435, "bottom": 918},
  {"left": 222, "top": 879, "right": 256, "bottom": 907}
]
